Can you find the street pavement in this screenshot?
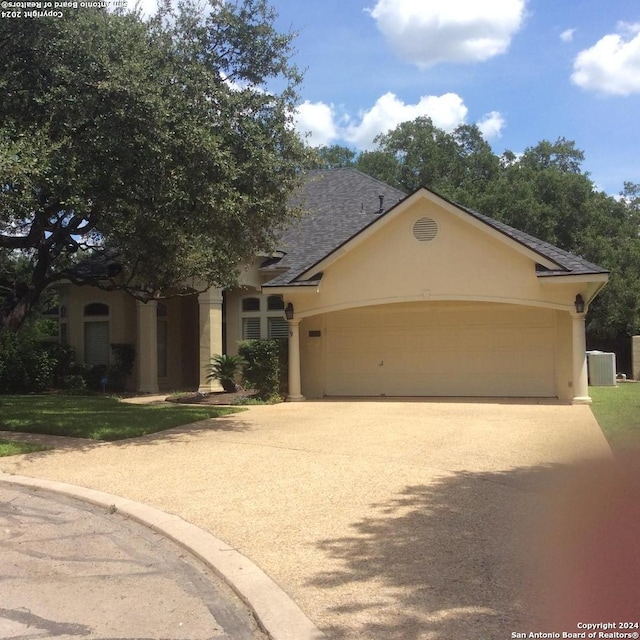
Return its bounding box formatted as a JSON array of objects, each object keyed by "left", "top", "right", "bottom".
[{"left": 0, "top": 484, "right": 268, "bottom": 640}]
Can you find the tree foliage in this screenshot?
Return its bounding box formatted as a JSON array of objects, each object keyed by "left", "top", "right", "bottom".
[{"left": 0, "top": 0, "right": 308, "bottom": 330}]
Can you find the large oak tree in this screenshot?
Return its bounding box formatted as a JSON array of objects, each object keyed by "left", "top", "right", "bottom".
[{"left": 0, "top": 0, "right": 308, "bottom": 330}]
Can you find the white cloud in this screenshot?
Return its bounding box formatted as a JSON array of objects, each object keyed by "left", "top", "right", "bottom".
[
  {"left": 345, "top": 92, "right": 468, "bottom": 149},
  {"left": 477, "top": 111, "right": 505, "bottom": 139},
  {"left": 294, "top": 101, "right": 340, "bottom": 147},
  {"left": 294, "top": 92, "right": 504, "bottom": 150},
  {"left": 560, "top": 28, "right": 576, "bottom": 43},
  {"left": 571, "top": 22, "right": 640, "bottom": 95},
  {"left": 368, "top": 0, "right": 526, "bottom": 68}
]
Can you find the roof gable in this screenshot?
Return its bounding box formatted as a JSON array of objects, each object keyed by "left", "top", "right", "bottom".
[{"left": 264, "top": 169, "right": 608, "bottom": 288}]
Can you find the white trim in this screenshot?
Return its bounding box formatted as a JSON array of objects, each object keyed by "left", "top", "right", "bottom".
[{"left": 288, "top": 294, "right": 578, "bottom": 320}]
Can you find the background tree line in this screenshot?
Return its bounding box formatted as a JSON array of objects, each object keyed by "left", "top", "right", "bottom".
[{"left": 313, "top": 120, "right": 640, "bottom": 371}]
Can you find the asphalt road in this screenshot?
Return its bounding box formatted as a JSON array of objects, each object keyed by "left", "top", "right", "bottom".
[{"left": 0, "top": 484, "right": 269, "bottom": 640}]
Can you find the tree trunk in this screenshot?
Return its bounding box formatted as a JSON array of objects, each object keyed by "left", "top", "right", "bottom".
[{"left": 2, "top": 299, "right": 32, "bottom": 333}]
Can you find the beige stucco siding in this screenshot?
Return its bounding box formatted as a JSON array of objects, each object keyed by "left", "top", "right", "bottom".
[
  {"left": 57, "top": 286, "right": 137, "bottom": 364},
  {"left": 286, "top": 199, "right": 581, "bottom": 318},
  {"left": 56, "top": 285, "right": 199, "bottom": 391}
]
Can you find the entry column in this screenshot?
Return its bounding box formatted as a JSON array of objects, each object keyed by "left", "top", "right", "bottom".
[
  {"left": 571, "top": 311, "right": 591, "bottom": 404},
  {"left": 287, "top": 318, "right": 304, "bottom": 401},
  {"left": 198, "top": 288, "right": 223, "bottom": 393},
  {"left": 136, "top": 300, "right": 159, "bottom": 394}
]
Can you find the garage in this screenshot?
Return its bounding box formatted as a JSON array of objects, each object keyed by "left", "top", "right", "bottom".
[{"left": 323, "top": 302, "right": 557, "bottom": 397}]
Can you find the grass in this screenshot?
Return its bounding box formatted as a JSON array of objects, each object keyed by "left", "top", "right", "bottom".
[
  {"left": 589, "top": 383, "right": 640, "bottom": 453},
  {"left": 0, "top": 395, "right": 243, "bottom": 441},
  {"left": 0, "top": 439, "right": 50, "bottom": 457}
]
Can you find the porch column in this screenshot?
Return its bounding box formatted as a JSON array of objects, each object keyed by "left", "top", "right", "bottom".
[
  {"left": 136, "top": 300, "right": 159, "bottom": 394},
  {"left": 198, "top": 288, "right": 223, "bottom": 393},
  {"left": 287, "top": 318, "right": 305, "bottom": 401},
  {"left": 571, "top": 311, "right": 591, "bottom": 404}
]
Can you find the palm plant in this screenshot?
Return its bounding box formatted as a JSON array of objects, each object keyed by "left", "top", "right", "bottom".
[{"left": 205, "top": 354, "right": 245, "bottom": 393}]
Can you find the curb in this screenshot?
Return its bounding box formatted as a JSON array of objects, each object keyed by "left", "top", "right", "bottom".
[{"left": 0, "top": 472, "right": 326, "bottom": 640}]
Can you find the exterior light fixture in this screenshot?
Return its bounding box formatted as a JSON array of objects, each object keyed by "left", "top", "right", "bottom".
[
  {"left": 285, "top": 302, "right": 294, "bottom": 320},
  {"left": 574, "top": 294, "right": 585, "bottom": 314}
]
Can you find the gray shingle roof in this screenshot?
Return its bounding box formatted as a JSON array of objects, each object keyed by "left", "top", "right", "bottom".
[
  {"left": 264, "top": 168, "right": 407, "bottom": 286},
  {"left": 263, "top": 168, "right": 608, "bottom": 287}
]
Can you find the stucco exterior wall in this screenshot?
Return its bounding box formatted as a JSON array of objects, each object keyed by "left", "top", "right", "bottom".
[
  {"left": 57, "top": 285, "right": 199, "bottom": 391},
  {"left": 225, "top": 287, "right": 258, "bottom": 356},
  {"left": 157, "top": 296, "right": 199, "bottom": 391},
  {"left": 283, "top": 198, "right": 585, "bottom": 319},
  {"left": 57, "top": 285, "right": 136, "bottom": 364}
]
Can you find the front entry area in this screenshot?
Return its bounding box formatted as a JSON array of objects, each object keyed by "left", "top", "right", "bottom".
[{"left": 322, "top": 302, "right": 558, "bottom": 398}]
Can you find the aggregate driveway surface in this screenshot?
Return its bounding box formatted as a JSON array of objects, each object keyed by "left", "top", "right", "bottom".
[
  {"left": 0, "top": 483, "right": 268, "bottom": 640},
  {"left": 0, "top": 400, "right": 618, "bottom": 639}
]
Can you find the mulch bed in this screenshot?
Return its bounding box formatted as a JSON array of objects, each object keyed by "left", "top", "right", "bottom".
[{"left": 166, "top": 389, "right": 258, "bottom": 405}]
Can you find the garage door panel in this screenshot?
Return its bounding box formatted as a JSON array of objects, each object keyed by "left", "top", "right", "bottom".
[{"left": 324, "top": 305, "right": 556, "bottom": 397}]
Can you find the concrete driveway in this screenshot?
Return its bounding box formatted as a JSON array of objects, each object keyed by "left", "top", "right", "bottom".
[{"left": 0, "top": 400, "right": 617, "bottom": 639}]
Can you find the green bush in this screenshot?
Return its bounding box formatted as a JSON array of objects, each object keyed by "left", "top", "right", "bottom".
[
  {"left": 0, "top": 329, "right": 55, "bottom": 393},
  {"left": 43, "top": 342, "right": 76, "bottom": 387},
  {"left": 108, "top": 343, "right": 136, "bottom": 391},
  {"left": 61, "top": 374, "right": 87, "bottom": 392},
  {"left": 238, "top": 340, "right": 281, "bottom": 401}
]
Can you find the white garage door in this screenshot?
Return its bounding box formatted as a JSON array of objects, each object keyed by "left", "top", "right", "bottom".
[{"left": 324, "top": 303, "right": 556, "bottom": 397}]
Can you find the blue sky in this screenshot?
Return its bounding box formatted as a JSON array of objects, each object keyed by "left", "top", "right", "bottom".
[{"left": 267, "top": 0, "right": 640, "bottom": 195}]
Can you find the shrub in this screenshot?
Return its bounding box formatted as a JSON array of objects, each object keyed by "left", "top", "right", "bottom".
[
  {"left": 205, "top": 354, "right": 244, "bottom": 392},
  {"left": 238, "top": 340, "right": 281, "bottom": 401},
  {"left": 108, "top": 343, "right": 136, "bottom": 391},
  {"left": 43, "top": 342, "right": 76, "bottom": 387},
  {"left": 61, "top": 374, "right": 87, "bottom": 392},
  {"left": 0, "top": 329, "right": 55, "bottom": 393}
]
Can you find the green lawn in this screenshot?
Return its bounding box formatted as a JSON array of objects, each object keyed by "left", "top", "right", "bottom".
[
  {"left": 589, "top": 384, "right": 640, "bottom": 452},
  {"left": 0, "top": 395, "right": 242, "bottom": 441},
  {"left": 0, "top": 439, "right": 50, "bottom": 457}
]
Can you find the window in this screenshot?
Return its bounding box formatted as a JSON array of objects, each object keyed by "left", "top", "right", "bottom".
[
  {"left": 242, "top": 297, "right": 260, "bottom": 312},
  {"left": 240, "top": 294, "right": 288, "bottom": 340},
  {"left": 268, "top": 317, "right": 289, "bottom": 339},
  {"left": 84, "top": 302, "right": 109, "bottom": 316},
  {"left": 84, "top": 322, "right": 110, "bottom": 366},
  {"left": 84, "top": 303, "right": 110, "bottom": 366},
  {"left": 267, "top": 295, "right": 285, "bottom": 311},
  {"left": 242, "top": 317, "right": 261, "bottom": 340}
]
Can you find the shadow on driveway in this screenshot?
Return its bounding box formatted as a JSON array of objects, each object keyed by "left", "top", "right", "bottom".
[{"left": 309, "top": 459, "right": 640, "bottom": 640}]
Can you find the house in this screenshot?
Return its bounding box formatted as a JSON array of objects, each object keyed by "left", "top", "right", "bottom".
[{"left": 56, "top": 168, "right": 609, "bottom": 403}]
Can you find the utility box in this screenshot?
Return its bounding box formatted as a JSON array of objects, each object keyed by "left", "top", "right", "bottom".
[{"left": 587, "top": 351, "right": 617, "bottom": 386}]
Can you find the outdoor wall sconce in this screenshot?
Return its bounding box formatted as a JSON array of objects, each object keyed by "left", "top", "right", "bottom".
[
  {"left": 574, "top": 294, "right": 585, "bottom": 314},
  {"left": 285, "top": 302, "right": 294, "bottom": 320}
]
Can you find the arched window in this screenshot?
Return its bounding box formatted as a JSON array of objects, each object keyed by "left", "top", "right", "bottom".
[
  {"left": 83, "top": 303, "right": 110, "bottom": 366},
  {"left": 84, "top": 303, "right": 109, "bottom": 316}
]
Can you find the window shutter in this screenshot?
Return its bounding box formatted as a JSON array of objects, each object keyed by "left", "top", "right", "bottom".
[
  {"left": 242, "top": 317, "right": 261, "bottom": 340},
  {"left": 268, "top": 317, "right": 289, "bottom": 339},
  {"left": 84, "top": 321, "right": 110, "bottom": 366}
]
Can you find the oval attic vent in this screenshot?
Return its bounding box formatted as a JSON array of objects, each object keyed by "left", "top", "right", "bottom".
[{"left": 412, "top": 217, "right": 438, "bottom": 242}]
